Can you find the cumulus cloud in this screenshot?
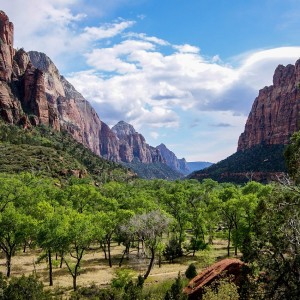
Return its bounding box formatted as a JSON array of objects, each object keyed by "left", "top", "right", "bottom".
[{"left": 68, "top": 39, "right": 300, "bottom": 133}]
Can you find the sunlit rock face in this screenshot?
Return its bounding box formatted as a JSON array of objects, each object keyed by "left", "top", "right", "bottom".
[
  {"left": 0, "top": 11, "right": 121, "bottom": 161},
  {"left": 238, "top": 59, "right": 300, "bottom": 151},
  {"left": 28, "top": 51, "right": 121, "bottom": 161},
  {"left": 156, "top": 143, "right": 190, "bottom": 174},
  {"left": 112, "top": 121, "right": 165, "bottom": 163}
]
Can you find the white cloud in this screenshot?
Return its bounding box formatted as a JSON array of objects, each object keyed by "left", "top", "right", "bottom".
[
  {"left": 150, "top": 131, "right": 159, "bottom": 139},
  {"left": 173, "top": 44, "right": 200, "bottom": 54},
  {"left": 125, "top": 32, "right": 169, "bottom": 46},
  {"left": 82, "top": 20, "right": 135, "bottom": 41}
]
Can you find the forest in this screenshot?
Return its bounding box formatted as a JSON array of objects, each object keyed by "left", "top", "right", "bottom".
[{"left": 0, "top": 124, "right": 300, "bottom": 300}]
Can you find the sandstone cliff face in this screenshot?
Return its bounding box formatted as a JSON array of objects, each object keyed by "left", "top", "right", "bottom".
[
  {"left": 0, "top": 11, "right": 14, "bottom": 82},
  {"left": 238, "top": 60, "right": 300, "bottom": 151},
  {"left": 184, "top": 258, "right": 245, "bottom": 299},
  {"left": 0, "top": 11, "right": 121, "bottom": 161},
  {"left": 156, "top": 143, "right": 190, "bottom": 174},
  {"left": 29, "top": 51, "right": 121, "bottom": 160},
  {"left": 112, "top": 121, "right": 164, "bottom": 163}
]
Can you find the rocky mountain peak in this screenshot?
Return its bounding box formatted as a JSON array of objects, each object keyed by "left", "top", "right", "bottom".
[
  {"left": 238, "top": 58, "right": 300, "bottom": 151},
  {"left": 28, "top": 51, "right": 54, "bottom": 72},
  {"left": 112, "top": 121, "right": 137, "bottom": 139},
  {"left": 156, "top": 143, "right": 190, "bottom": 175}
]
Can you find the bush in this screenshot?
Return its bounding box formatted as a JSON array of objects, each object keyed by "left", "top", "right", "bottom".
[
  {"left": 111, "top": 269, "right": 134, "bottom": 290},
  {"left": 185, "top": 263, "right": 197, "bottom": 279},
  {"left": 3, "top": 275, "right": 51, "bottom": 300},
  {"left": 164, "top": 273, "right": 187, "bottom": 300},
  {"left": 202, "top": 278, "right": 239, "bottom": 300},
  {"left": 163, "top": 238, "right": 183, "bottom": 263}
]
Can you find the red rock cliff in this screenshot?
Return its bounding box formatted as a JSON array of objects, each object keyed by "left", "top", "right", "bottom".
[
  {"left": 112, "top": 121, "right": 164, "bottom": 163},
  {"left": 0, "top": 11, "right": 14, "bottom": 81},
  {"left": 238, "top": 59, "right": 300, "bottom": 151},
  {"left": 0, "top": 11, "right": 121, "bottom": 161}
]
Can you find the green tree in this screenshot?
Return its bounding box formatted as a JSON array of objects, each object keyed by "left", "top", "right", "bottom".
[
  {"left": 0, "top": 204, "right": 28, "bottom": 277},
  {"left": 37, "top": 206, "right": 69, "bottom": 286},
  {"left": 63, "top": 210, "right": 94, "bottom": 290},
  {"left": 246, "top": 184, "right": 300, "bottom": 299},
  {"left": 185, "top": 263, "right": 197, "bottom": 279}
]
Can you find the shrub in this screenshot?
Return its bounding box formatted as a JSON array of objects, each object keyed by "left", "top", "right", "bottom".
[
  {"left": 163, "top": 238, "right": 183, "bottom": 263},
  {"left": 3, "top": 275, "right": 51, "bottom": 300},
  {"left": 185, "top": 263, "right": 197, "bottom": 279}
]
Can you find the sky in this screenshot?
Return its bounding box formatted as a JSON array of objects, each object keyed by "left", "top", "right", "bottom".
[{"left": 2, "top": 0, "right": 300, "bottom": 162}]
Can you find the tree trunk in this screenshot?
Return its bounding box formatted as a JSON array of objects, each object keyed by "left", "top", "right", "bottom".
[
  {"left": 234, "top": 224, "right": 238, "bottom": 256},
  {"left": 107, "top": 238, "right": 112, "bottom": 268},
  {"left": 158, "top": 254, "right": 162, "bottom": 268},
  {"left": 60, "top": 252, "right": 64, "bottom": 268},
  {"left": 119, "top": 244, "right": 129, "bottom": 267},
  {"left": 6, "top": 252, "right": 11, "bottom": 277},
  {"left": 101, "top": 242, "right": 107, "bottom": 260},
  {"left": 73, "top": 275, "right": 77, "bottom": 291},
  {"left": 227, "top": 226, "right": 231, "bottom": 257},
  {"left": 48, "top": 249, "right": 53, "bottom": 286},
  {"left": 143, "top": 247, "right": 155, "bottom": 280}
]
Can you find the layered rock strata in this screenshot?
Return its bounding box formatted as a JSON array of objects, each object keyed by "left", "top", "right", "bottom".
[
  {"left": 156, "top": 143, "right": 190, "bottom": 174},
  {"left": 238, "top": 60, "right": 300, "bottom": 151},
  {"left": 0, "top": 11, "right": 121, "bottom": 161},
  {"left": 112, "top": 121, "right": 164, "bottom": 163}
]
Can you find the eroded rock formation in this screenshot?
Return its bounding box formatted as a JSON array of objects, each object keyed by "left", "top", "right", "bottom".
[
  {"left": 0, "top": 11, "right": 121, "bottom": 161},
  {"left": 238, "top": 60, "right": 300, "bottom": 151},
  {"left": 0, "top": 11, "right": 14, "bottom": 82},
  {"left": 112, "top": 121, "right": 164, "bottom": 163},
  {"left": 156, "top": 143, "right": 190, "bottom": 174}
]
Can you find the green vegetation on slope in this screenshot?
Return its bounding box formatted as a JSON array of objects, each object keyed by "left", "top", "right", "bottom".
[
  {"left": 189, "top": 144, "right": 287, "bottom": 183},
  {"left": 123, "top": 160, "right": 183, "bottom": 180},
  {"left": 0, "top": 122, "right": 132, "bottom": 183}
]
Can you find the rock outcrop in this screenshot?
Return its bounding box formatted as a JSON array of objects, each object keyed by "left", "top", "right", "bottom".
[
  {"left": 112, "top": 121, "right": 164, "bottom": 163},
  {"left": 183, "top": 258, "right": 245, "bottom": 299},
  {"left": 238, "top": 60, "right": 300, "bottom": 151},
  {"left": 0, "top": 11, "right": 121, "bottom": 162},
  {"left": 28, "top": 51, "right": 121, "bottom": 161},
  {"left": 156, "top": 143, "right": 190, "bottom": 174},
  {"left": 0, "top": 11, "right": 14, "bottom": 82}
]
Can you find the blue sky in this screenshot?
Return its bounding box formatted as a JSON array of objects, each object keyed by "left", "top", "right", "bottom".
[{"left": 2, "top": 0, "right": 300, "bottom": 162}]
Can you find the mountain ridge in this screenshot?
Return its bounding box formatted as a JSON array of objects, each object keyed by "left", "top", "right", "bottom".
[
  {"left": 189, "top": 59, "right": 300, "bottom": 183},
  {"left": 0, "top": 11, "right": 190, "bottom": 180}
]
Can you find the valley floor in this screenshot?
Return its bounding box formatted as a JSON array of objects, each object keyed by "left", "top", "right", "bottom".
[{"left": 0, "top": 239, "right": 235, "bottom": 296}]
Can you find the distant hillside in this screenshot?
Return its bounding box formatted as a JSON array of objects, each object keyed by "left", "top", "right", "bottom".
[
  {"left": 0, "top": 123, "right": 133, "bottom": 183},
  {"left": 188, "top": 144, "right": 287, "bottom": 183},
  {"left": 187, "top": 161, "right": 213, "bottom": 173},
  {"left": 123, "top": 160, "right": 183, "bottom": 180}
]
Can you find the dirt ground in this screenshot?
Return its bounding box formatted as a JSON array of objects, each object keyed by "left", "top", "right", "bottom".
[{"left": 0, "top": 240, "right": 233, "bottom": 295}]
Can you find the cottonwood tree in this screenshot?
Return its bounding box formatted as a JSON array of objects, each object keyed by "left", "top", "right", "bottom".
[
  {"left": 63, "top": 210, "right": 94, "bottom": 290},
  {"left": 125, "top": 210, "right": 170, "bottom": 279},
  {"left": 0, "top": 204, "right": 27, "bottom": 277},
  {"left": 37, "top": 206, "right": 69, "bottom": 286}
]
